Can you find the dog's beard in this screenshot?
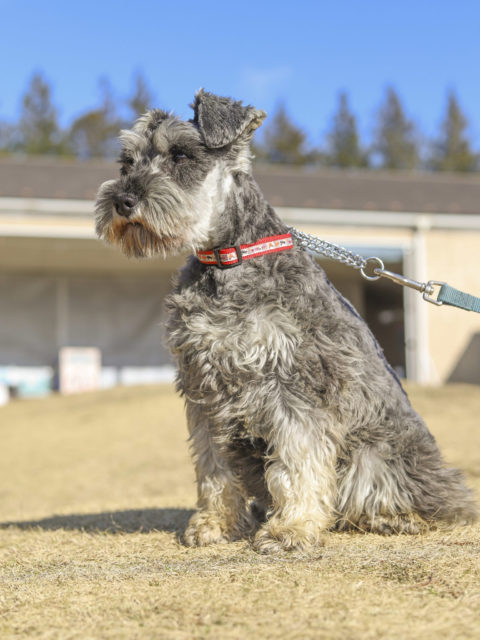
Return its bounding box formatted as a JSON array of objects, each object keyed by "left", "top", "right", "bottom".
[
  {"left": 97, "top": 213, "right": 185, "bottom": 258},
  {"left": 94, "top": 181, "right": 188, "bottom": 258},
  {"left": 111, "top": 218, "right": 184, "bottom": 258}
]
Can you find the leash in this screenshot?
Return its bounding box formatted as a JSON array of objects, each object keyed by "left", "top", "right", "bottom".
[{"left": 288, "top": 227, "right": 480, "bottom": 314}]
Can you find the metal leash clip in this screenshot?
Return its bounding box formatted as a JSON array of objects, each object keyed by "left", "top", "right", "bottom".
[{"left": 360, "top": 257, "right": 446, "bottom": 306}]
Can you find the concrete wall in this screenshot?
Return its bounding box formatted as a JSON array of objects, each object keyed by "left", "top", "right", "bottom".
[
  {"left": 426, "top": 230, "right": 480, "bottom": 384},
  {"left": 2, "top": 197, "right": 480, "bottom": 386}
]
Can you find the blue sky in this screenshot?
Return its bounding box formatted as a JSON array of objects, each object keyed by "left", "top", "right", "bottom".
[{"left": 1, "top": 0, "right": 480, "bottom": 146}]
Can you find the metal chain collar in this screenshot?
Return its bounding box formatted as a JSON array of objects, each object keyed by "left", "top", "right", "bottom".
[{"left": 288, "top": 226, "right": 368, "bottom": 272}]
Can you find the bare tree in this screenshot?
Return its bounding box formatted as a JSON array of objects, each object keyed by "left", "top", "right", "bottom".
[
  {"left": 128, "top": 71, "right": 155, "bottom": 120},
  {"left": 68, "top": 78, "right": 122, "bottom": 158},
  {"left": 17, "top": 72, "right": 65, "bottom": 154}
]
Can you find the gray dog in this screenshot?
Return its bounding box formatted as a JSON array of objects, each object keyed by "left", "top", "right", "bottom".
[{"left": 95, "top": 90, "right": 477, "bottom": 553}]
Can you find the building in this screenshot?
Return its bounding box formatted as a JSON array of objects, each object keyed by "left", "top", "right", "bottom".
[{"left": 1, "top": 155, "right": 479, "bottom": 396}]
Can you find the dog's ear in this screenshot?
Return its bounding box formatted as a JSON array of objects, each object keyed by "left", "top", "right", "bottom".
[{"left": 192, "top": 90, "right": 266, "bottom": 149}]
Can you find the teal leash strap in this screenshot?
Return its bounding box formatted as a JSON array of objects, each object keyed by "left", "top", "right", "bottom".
[{"left": 437, "top": 284, "right": 480, "bottom": 314}]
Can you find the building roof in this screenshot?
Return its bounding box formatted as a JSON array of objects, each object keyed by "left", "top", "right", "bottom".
[{"left": 1, "top": 155, "right": 480, "bottom": 214}]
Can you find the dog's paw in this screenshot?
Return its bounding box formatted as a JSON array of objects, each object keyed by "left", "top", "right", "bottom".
[
  {"left": 253, "top": 520, "right": 326, "bottom": 554},
  {"left": 184, "top": 512, "right": 230, "bottom": 547},
  {"left": 357, "top": 513, "right": 425, "bottom": 535}
]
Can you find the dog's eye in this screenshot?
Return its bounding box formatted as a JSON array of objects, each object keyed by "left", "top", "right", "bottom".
[
  {"left": 171, "top": 149, "right": 189, "bottom": 163},
  {"left": 118, "top": 154, "right": 134, "bottom": 175},
  {"left": 118, "top": 153, "right": 134, "bottom": 165}
]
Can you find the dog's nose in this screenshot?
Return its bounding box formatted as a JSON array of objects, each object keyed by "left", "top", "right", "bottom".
[{"left": 114, "top": 194, "right": 138, "bottom": 217}]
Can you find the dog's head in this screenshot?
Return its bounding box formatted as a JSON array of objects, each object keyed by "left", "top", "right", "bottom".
[{"left": 94, "top": 90, "right": 266, "bottom": 258}]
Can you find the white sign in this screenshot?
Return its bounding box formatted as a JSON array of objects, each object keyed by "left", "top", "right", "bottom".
[
  {"left": 59, "top": 347, "right": 101, "bottom": 394},
  {"left": 0, "top": 383, "right": 9, "bottom": 406}
]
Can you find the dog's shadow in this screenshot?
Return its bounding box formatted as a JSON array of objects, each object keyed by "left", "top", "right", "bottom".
[{"left": 0, "top": 508, "right": 194, "bottom": 536}]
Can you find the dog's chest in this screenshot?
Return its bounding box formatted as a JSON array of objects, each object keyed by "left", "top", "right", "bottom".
[{"left": 168, "top": 288, "right": 302, "bottom": 386}]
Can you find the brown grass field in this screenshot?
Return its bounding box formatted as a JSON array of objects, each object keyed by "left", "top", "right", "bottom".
[{"left": 0, "top": 383, "right": 479, "bottom": 639}]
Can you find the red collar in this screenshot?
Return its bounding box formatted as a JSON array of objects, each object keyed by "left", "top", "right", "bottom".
[{"left": 196, "top": 233, "right": 294, "bottom": 269}]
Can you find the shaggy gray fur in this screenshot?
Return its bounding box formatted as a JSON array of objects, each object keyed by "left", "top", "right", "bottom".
[{"left": 95, "top": 90, "right": 477, "bottom": 553}]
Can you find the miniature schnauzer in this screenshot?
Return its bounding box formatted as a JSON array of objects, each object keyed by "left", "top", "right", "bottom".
[{"left": 95, "top": 90, "right": 477, "bottom": 553}]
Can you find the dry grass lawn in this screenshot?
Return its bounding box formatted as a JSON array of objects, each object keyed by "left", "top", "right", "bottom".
[{"left": 0, "top": 383, "right": 479, "bottom": 639}]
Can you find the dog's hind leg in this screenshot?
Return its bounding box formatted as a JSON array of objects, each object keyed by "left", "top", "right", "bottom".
[
  {"left": 334, "top": 444, "right": 421, "bottom": 534},
  {"left": 184, "top": 404, "right": 255, "bottom": 547},
  {"left": 334, "top": 421, "right": 477, "bottom": 534}
]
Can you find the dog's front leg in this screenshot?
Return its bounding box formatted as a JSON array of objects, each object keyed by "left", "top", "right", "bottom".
[
  {"left": 184, "top": 404, "right": 254, "bottom": 546},
  {"left": 253, "top": 413, "right": 338, "bottom": 554}
]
